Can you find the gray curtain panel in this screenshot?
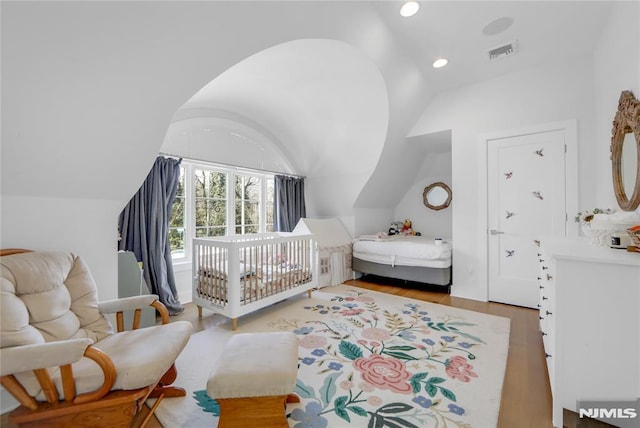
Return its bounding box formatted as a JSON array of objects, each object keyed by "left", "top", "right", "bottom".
[
  {"left": 274, "top": 175, "right": 306, "bottom": 232},
  {"left": 118, "top": 156, "right": 184, "bottom": 316}
]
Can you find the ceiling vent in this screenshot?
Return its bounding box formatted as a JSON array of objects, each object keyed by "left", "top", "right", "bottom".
[{"left": 487, "top": 40, "right": 518, "bottom": 61}]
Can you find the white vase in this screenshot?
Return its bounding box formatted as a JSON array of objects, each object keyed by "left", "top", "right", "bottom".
[{"left": 580, "top": 223, "right": 593, "bottom": 238}]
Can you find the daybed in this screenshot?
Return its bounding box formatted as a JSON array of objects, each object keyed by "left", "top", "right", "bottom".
[
  {"left": 352, "top": 235, "right": 451, "bottom": 286},
  {"left": 193, "top": 232, "right": 317, "bottom": 329}
]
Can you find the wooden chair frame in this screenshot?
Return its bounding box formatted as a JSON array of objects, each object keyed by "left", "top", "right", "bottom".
[{"left": 1, "top": 249, "right": 186, "bottom": 428}]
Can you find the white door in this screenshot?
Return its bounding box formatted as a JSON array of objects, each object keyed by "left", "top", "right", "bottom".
[{"left": 488, "top": 130, "right": 566, "bottom": 308}]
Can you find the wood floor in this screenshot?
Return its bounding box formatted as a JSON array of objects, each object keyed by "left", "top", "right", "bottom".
[{"left": 2, "top": 276, "right": 555, "bottom": 427}]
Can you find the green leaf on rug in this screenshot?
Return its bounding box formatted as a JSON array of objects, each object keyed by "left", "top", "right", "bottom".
[
  {"left": 192, "top": 390, "right": 220, "bottom": 416},
  {"left": 410, "top": 372, "right": 428, "bottom": 393},
  {"left": 320, "top": 372, "right": 340, "bottom": 406},
  {"left": 383, "top": 350, "right": 417, "bottom": 361},
  {"left": 376, "top": 402, "right": 413, "bottom": 414},
  {"left": 334, "top": 395, "right": 350, "bottom": 422},
  {"left": 339, "top": 340, "right": 363, "bottom": 360},
  {"left": 439, "top": 386, "right": 456, "bottom": 402},
  {"left": 348, "top": 405, "right": 368, "bottom": 417},
  {"left": 383, "top": 415, "right": 420, "bottom": 428},
  {"left": 295, "top": 379, "right": 316, "bottom": 399},
  {"left": 455, "top": 331, "right": 486, "bottom": 344},
  {"left": 386, "top": 345, "right": 415, "bottom": 351},
  {"left": 426, "top": 376, "right": 446, "bottom": 385}
]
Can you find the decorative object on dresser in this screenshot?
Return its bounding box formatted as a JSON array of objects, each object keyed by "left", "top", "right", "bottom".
[
  {"left": 575, "top": 209, "right": 640, "bottom": 247},
  {"left": 537, "top": 238, "right": 640, "bottom": 427},
  {"left": 423, "top": 181, "right": 452, "bottom": 210},
  {"left": 610, "top": 90, "right": 640, "bottom": 211}
]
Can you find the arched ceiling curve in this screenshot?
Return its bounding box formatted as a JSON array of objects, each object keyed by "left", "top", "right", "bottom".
[{"left": 173, "top": 39, "right": 389, "bottom": 180}]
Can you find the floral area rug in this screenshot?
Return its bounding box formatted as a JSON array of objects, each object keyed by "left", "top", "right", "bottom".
[{"left": 151, "top": 285, "right": 510, "bottom": 428}]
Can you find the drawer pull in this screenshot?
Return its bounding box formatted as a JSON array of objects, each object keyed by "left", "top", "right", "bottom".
[
  {"left": 541, "top": 331, "right": 547, "bottom": 336},
  {"left": 542, "top": 266, "right": 549, "bottom": 270},
  {"left": 537, "top": 304, "right": 541, "bottom": 308},
  {"left": 539, "top": 285, "right": 544, "bottom": 289},
  {"left": 539, "top": 316, "right": 544, "bottom": 320},
  {"left": 546, "top": 274, "right": 553, "bottom": 281},
  {"left": 546, "top": 310, "right": 553, "bottom": 316},
  {"left": 537, "top": 253, "right": 542, "bottom": 257},
  {"left": 539, "top": 258, "right": 545, "bottom": 262},
  {"left": 537, "top": 276, "right": 542, "bottom": 280},
  {"left": 542, "top": 296, "right": 548, "bottom": 300},
  {"left": 545, "top": 353, "right": 552, "bottom": 358}
]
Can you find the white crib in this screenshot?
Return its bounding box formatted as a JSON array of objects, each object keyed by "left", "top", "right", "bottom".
[{"left": 193, "top": 232, "right": 317, "bottom": 329}]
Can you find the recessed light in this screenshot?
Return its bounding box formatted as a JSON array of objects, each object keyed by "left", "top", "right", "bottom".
[
  {"left": 400, "top": 1, "right": 420, "bottom": 17},
  {"left": 432, "top": 58, "right": 448, "bottom": 68},
  {"left": 482, "top": 17, "right": 514, "bottom": 36}
]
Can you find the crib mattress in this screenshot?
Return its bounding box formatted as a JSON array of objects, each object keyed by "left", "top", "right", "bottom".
[{"left": 353, "top": 236, "right": 451, "bottom": 268}]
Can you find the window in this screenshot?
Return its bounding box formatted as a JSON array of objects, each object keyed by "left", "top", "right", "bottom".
[
  {"left": 168, "top": 160, "right": 275, "bottom": 263},
  {"left": 168, "top": 166, "right": 186, "bottom": 259},
  {"left": 195, "top": 169, "right": 227, "bottom": 238},
  {"left": 266, "top": 177, "right": 274, "bottom": 232},
  {"left": 235, "top": 174, "right": 260, "bottom": 234}
]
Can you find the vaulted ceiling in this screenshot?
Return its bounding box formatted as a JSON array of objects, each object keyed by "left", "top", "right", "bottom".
[{"left": 1, "top": 1, "right": 616, "bottom": 215}]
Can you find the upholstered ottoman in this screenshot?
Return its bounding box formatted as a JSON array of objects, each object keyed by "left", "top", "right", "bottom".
[{"left": 207, "top": 332, "right": 300, "bottom": 428}]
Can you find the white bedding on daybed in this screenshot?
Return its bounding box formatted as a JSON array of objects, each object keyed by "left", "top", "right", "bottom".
[{"left": 353, "top": 235, "right": 451, "bottom": 268}]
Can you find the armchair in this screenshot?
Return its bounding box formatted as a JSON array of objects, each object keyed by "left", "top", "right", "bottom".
[{"left": 0, "top": 250, "right": 193, "bottom": 427}]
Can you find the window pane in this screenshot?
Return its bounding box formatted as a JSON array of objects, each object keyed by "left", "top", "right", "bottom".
[
  {"left": 195, "top": 199, "right": 207, "bottom": 227},
  {"left": 234, "top": 174, "right": 261, "bottom": 235},
  {"left": 168, "top": 228, "right": 185, "bottom": 259},
  {"left": 244, "top": 201, "right": 259, "bottom": 224},
  {"left": 175, "top": 167, "right": 185, "bottom": 197},
  {"left": 209, "top": 171, "right": 226, "bottom": 198},
  {"left": 266, "top": 177, "right": 274, "bottom": 232},
  {"left": 194, "top": 170, "right": 206, "bottom": 197},
  {"left": 207, "top": 200, "right": 226, "bottom": 226},
  {"left": 169, "top": 166, "right": 185, "bottom": 258}
]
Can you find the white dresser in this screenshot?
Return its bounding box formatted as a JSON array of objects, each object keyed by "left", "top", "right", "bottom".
[{"left": 537, "top": 237, "right": 640, "bottom": 427}]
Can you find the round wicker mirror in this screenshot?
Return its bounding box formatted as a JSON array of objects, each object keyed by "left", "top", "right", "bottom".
[
  {"left": 423, "top": 182, "right": 452, "bottom": 211},
  {"left": 611, "top": 90, "right": 640, "bottom": 211}
]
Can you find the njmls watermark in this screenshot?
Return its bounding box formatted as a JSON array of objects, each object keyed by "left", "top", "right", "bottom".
[{"left": 577, "top": 399, "right": 639, "bottom": 428}]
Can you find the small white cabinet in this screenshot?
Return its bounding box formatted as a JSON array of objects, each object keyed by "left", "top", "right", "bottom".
[{"left": 537, "top": 237, "right": 640, "bottom": 427}]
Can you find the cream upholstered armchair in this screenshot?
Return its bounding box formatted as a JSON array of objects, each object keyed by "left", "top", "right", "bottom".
[{"left": 0, "top": 250, "right": 193, "bottom": 427}]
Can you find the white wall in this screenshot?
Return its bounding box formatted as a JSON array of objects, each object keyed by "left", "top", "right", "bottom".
[
  {"left": 394, "top": 151, "right": 453, "bottom": 240},
  {"left": 592, "top": 1, "right": 640, "bottom": 214},
  {"left": 1, "top": 1, "right": 430, "bottom": 297},
  {"left": 410, "top": 53, "right": 597, "bottom": 301},
  {"left": 0, "top": 195, "right": 122, "bottom": 300}
]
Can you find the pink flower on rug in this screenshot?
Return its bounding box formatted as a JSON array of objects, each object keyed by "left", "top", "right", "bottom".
[
  {"left": 445, "top": 355, "right": 478, "bottom": 382},
  {"left": 367, "top": 396, "right": 383, "bottom": 406},
  {"left": 360, "top": 381, "right": 374, "bottom": 392},
  {"left": 361, "top": 327, "right": 391, "bottom": 342},
  {"left": 299, "top": 335, "right": 327, "bottom": 349},
  {"left": 340, "top": 308, "right": 364, "bottom": 316},
  {"left": 340, "top": 380, "right": 353, "bottom": 390},
  {"left": 356, "top": 295, "right": 375, "bottom": 303},
  {"left": 353, "top": 354, "right": 412, "bottom": 394}
]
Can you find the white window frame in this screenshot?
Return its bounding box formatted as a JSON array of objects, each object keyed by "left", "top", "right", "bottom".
[{"left": 171, "top": 159, "right": 274, "bottom": 267}]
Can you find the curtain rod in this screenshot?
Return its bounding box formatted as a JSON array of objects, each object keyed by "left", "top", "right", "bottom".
[{"left": 158, "top": 152, "right": 306, "bottom": 179}]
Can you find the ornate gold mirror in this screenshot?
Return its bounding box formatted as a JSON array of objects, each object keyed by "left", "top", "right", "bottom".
[
  {"left": 423, "top": 182, "right": 452, "bottom": 211},
  {"left": 611, "top": 90, "right": 640, "bottom": 211}
]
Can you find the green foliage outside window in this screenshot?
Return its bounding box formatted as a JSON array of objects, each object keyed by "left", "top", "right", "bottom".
[{"left": 168, "top": 164, "right": 275, "bottom": 258}]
